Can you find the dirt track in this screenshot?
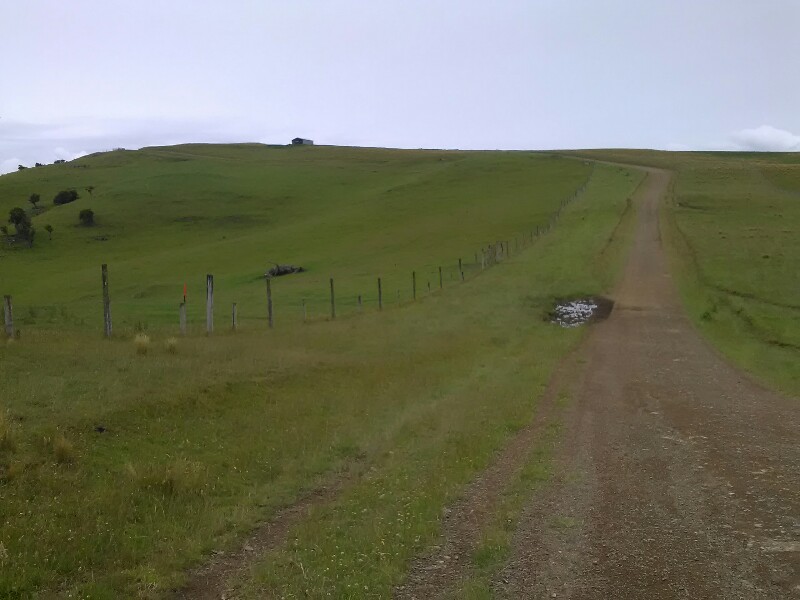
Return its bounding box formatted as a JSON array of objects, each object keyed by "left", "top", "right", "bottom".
[{"left": 399, "top": 167, "right": 800, "bottom": 598}]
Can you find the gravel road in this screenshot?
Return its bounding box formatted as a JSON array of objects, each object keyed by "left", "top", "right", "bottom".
[{"left": 496, "top": 167, "right": 799, "bottom": 599}]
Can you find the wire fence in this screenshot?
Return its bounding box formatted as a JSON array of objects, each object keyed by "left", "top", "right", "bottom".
[{"left": 2, "top": 172, "right": 593, "bottom": 339}]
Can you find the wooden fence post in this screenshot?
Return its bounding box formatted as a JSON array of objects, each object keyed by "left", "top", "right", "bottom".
[
  {"left": 206, "top": 274, "right": 214, "bottom": 334},
  {"left": 438, "top": 266, "right": 443, "bottom": 289},
  {"left": 265, "top": 276, "right": 274, "bottom": 329},
  {"left": 302, "top": 298, "right": 307, "bottom": 322},
  {"left": 179, "top": 302, "right": 187, "bottom": 335},
  {"left": 358, "top": 294, "right": 363, "bottom": 310},
  {"left": 329, "top": 277, "right": 336, "bottom": 319},
  {"left": 378, "top": 277, "right": 383, "bottom": 311},
  {"left": 3, "top": 295, "right": 13, "bottom": 338},
  {"left": 101, "top": 264, "right": 112, "bottom": 338},
  {"left": 412, "top": 271, "right": 416, "bottom": 300},
  {"left": 231, "top": 302, "right": 238, "bottom": 331}
]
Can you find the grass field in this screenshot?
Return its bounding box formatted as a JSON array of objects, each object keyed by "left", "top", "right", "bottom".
[
  {"left": 0, "top": 144, "right": 596, "bottom": 332},
  {"left": 571, "top": 149, "right": 799, "bottom": 396},
  {"left": 0, "top": 146, "right": 642, "bottom": 597}
]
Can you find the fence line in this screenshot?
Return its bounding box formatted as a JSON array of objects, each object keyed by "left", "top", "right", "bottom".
[{"left": 1, "top": 172, "right": 594, "bottom": 339}]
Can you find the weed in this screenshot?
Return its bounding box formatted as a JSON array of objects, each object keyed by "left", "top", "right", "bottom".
[
  {"left": 165, "top": 337, "right": 178, "bottom": 354},
  {"left": 551, "top": 515, "right": 580, "bottom": 529},
  {"left": 134, "top": 334, "right": 150, "bottom": 355}
]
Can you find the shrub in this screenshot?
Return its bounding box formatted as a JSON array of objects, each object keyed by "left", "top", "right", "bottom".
[
  {"left": 78, "top": 208, "right": 95, "bottom": 226},
  {"left": 134, "top": 333, "right": 150, "bottom": 355},
  {"left": 53, "top": 189, "right": 80, "bottom": 206}
]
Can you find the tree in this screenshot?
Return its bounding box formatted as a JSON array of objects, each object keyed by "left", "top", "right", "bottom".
[
  {"left": 44, "top": 224, "right": 54, "bottom": 240},
  {"left": 53, "top": 189, "right": 80, "bottom": 206},
  {"left": 79, "top": 208, "right": 95, "bottom": 226},
  {"left": 28, "top": 193, "right": 41, "bottom": 210},
  {"left": 8, "top": 207, "right": 35, "bottom": 246},
  {"left": 17, "top": 165, "right": 27, "bottom": 171}
]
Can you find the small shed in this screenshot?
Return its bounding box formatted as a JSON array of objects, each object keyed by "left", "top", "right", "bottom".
[{"left": 292, "top": 137, "right": 314, "bottom": 146}]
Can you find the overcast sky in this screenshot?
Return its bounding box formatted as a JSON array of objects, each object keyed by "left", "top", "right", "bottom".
[{"left": 2, "top": 1, "right": 799, "bottom": 173}]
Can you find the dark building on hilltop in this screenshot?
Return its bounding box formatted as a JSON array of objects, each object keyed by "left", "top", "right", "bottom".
[{"left": 292, "top": 137, "right": 314, "bottom": 146}]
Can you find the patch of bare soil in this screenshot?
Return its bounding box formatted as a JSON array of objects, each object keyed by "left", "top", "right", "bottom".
[{"left": 495, "top": 168, "right": 800, "bottom": 599}]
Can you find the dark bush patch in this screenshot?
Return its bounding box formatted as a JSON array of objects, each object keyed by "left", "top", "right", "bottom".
[{"left": 53, "top": 189, "right": 80, "bottom": 205}]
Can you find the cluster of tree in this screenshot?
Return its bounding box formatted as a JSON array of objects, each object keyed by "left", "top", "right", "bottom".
[
  {"left": 1, "top": 187, "right": 98, "bottom": 247},
  {"left": 17, "top": 159, "right": 68, "bottom": 170},
  {"left": 3, "top": 208, "right": 35, "bottom": 247}
]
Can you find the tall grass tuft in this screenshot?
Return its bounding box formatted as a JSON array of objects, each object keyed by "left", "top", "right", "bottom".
[
  {"left": 134, "top": 333, "right": 151, "bottom": 355},
  {"left": 165, "top": 337, "right": 178, "bottom": 354},
  {"left": 0, "top": 411, "right": 17, "bottom": 454},
  {"left": 126, "top": 458, "right": 208, "bottom": 496},
  {"left": 52, "top": 433, "right": 76, "bottom": 464},
  {"left": 1, "top": 461, "right": 24, "bottom": 482}
]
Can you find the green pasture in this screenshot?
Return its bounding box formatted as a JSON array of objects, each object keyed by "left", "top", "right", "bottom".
[
  {"left": 0, "top": 145, "right": 593, "bottom": 332},
  {"left": 0, "top": 146, "right": 642, "bottom": 597}
]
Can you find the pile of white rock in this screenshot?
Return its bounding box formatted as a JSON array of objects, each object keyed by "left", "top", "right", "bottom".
[{"left": 551, "top": 299, "right": 598, "bottom": 327}]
